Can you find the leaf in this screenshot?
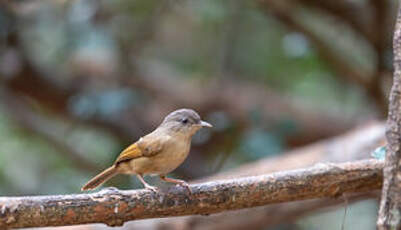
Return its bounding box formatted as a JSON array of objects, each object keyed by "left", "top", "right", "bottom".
[{"left": 371, "top": 146, "right": 387, "bottom": 160}]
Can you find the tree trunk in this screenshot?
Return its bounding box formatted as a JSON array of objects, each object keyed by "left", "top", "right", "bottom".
[{"left": 377, "top": 3, "right": 401, "bottom": 229}]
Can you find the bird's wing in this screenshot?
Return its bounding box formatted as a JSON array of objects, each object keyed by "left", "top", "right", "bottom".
[{"left": 114, "top": 136, "right": 164, "bottom": 165}]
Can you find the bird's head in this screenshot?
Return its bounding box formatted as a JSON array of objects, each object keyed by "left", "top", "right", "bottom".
[{"left": 160, "top": 108, "right": 212, "bottom": 137}]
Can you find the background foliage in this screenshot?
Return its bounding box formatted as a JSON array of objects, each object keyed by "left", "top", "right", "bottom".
[{"left": 0, "top": 0, "right": 395, "bottom": 229}]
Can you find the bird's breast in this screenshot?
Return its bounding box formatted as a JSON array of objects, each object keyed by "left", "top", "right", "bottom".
[
  {"left": 128, "top": 137, "right": 191, "bottom": 175},
  {"left": 153, "top": 142, "right": 190, "bottom": 174}
]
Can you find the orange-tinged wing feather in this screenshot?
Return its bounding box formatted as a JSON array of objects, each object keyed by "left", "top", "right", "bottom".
[
  {"left": 114, "top": 136, "right": 164, "bottom": 165},
  {"left": 114, "top": 142, "right": 143, "bottom": 165}
]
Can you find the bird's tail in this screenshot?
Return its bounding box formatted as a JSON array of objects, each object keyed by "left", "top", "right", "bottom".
[{"left": 81, "top": 165, "right": 118, "bottom": 191}]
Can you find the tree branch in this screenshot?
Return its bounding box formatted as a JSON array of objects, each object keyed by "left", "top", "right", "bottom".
[
  {"left": 377, "top": 2, "right": 401, "bottom": 229},
  {"left": 0, "top": 159, "right": 383, "bottom": 228},
  {"left": 157, "top": 192, "right": 379, "bottom": 230}
]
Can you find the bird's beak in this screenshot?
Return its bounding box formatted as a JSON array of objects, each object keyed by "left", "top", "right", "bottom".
[{"left": 200, "top": 120, "right": 213, "bottom": 128}]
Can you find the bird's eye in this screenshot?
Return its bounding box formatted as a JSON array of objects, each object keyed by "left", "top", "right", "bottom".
[{"left": 181, "top": 118, "right": 189, "bottom": 124}]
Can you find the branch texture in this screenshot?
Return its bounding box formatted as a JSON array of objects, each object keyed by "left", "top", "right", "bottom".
[
  {"left": 377, "top": 3, "right": 401, "bottom": 229},
  {"left": 0, "top": 159, "right": 383, "bottom": 228}
]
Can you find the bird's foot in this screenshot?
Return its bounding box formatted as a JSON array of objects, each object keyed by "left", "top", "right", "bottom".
[
  {"left": 159, "top": 176, "right": 192, "bottom": 193},
  {"left": 177, "top": 181, "right": 192, "bottom": 194},
  {"left": 145, "top": 184, "right": 159, "bottom": 192}
]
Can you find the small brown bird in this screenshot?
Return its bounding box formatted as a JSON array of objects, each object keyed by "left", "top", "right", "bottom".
[{"left": 81, "top": 108, "right": 212, "bottom": 192}]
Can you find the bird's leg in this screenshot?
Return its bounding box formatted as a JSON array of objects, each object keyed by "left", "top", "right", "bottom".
[
  {"left": 160, "top": 175, "right": 192, "bottom": 193},
  {"left": 137, "top": 174, "right": 158, "bottom": 192}
]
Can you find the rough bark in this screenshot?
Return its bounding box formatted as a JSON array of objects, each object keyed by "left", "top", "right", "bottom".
[
  {"left": 0, "top": 159, "right": 383, "bottom": 229},
  {"left": 377, "top": 3, "right": 401, "bottom": 229},
  {"left": 157, "top": 192, "right": 379, "bottom": 230}
]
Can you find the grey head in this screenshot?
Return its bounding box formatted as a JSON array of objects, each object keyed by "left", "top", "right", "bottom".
[{"left": 159, "top": 108, "right": 212, "bottom": 135}]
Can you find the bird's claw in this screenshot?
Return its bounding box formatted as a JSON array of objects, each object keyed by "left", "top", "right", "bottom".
[
  {"left": 178, "top": 182, "right": 192, "bottom": 194},
  {"left": 145, "top": 185, "right": 159, "bottom": 192}
]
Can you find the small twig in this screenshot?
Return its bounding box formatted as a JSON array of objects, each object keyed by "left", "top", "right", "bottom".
[{"left": 341, "top": 194, "right": 349, "bottom": 230}]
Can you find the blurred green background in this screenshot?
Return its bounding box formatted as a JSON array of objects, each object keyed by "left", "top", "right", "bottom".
[{"left": 0, "top": 0, "right": 395, "bottom": 229}]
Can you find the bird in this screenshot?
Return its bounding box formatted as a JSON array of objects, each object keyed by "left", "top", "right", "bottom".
[{"left": 81, "top": 108, "right": 212, "bottom": 192}]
